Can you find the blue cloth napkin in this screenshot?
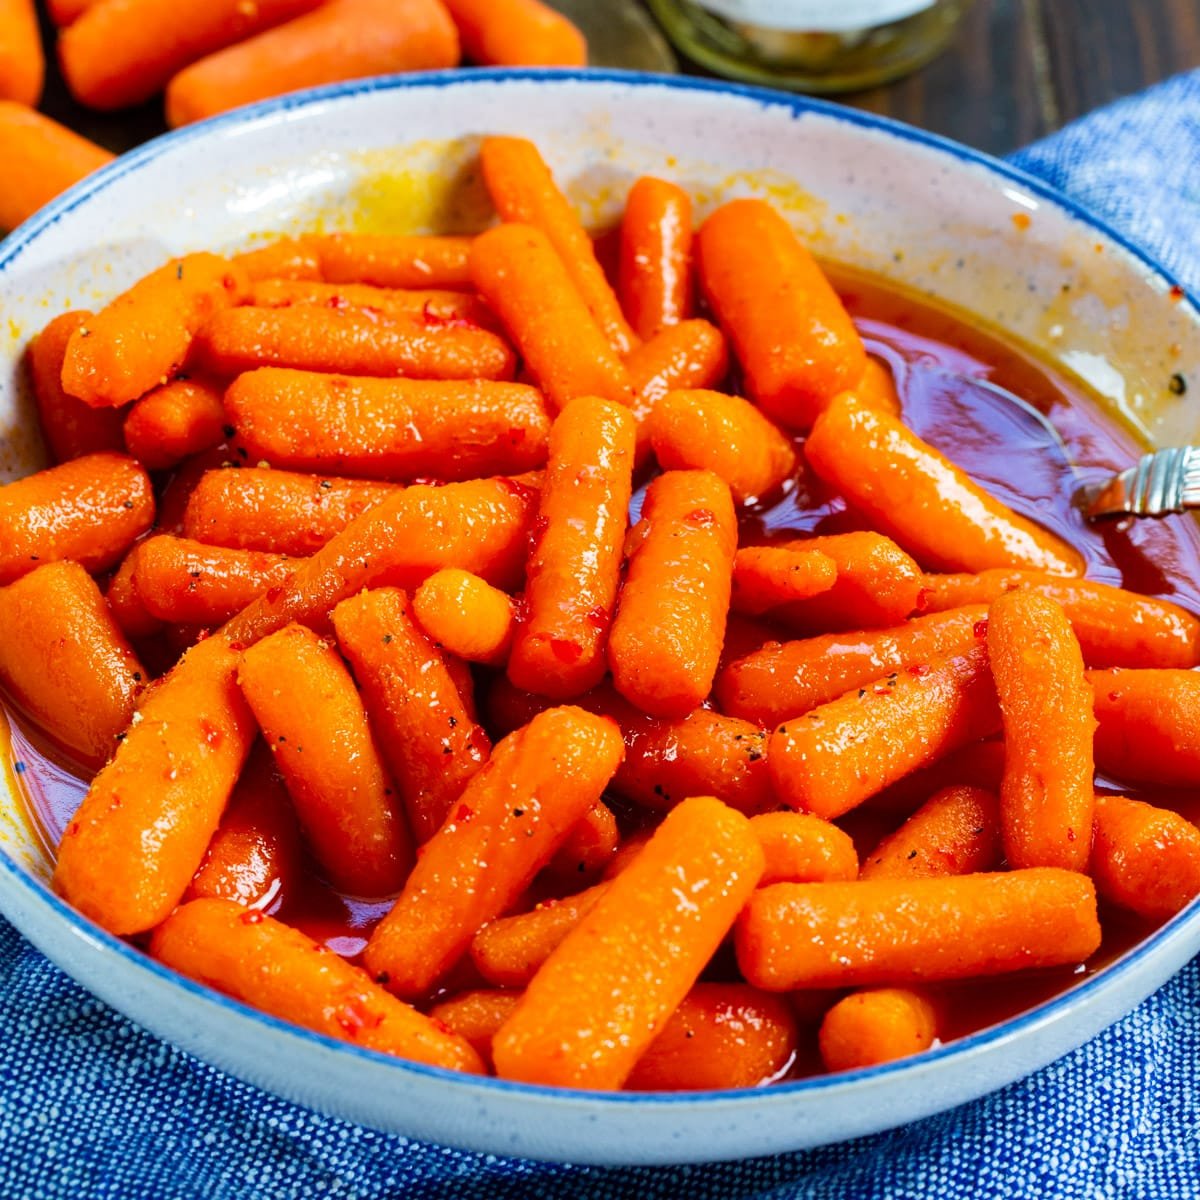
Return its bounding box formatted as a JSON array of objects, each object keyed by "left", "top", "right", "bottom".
[{"left": 3, "top": 72, "right": 1200, "bottom": 1199}]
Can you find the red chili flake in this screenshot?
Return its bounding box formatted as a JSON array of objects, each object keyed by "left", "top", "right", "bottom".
[
  {"left": 682, "top": 508, "right": 716, "bottom": 527},
  {"left": 265, "top": 586, "right": 284, "bottom": 604},
  {"left": 973, "top": 619, "right": 989, "bottom": 639},
  {"left": 583, "top": 604, "right": 609, "bottom": 629},
  {"left": 1109, "top": 691, "right": 1120, "bottom": 703},
  {"left": 454, "top": 804, "right": 474, "bottom": 824},
  {"left": 66, "top": 821, "right": 80, "bottom": 838},
  {"left": 1170, "top": 285, "right": 1186, "bottom": 303},
  {"left": 914, "top": 587, "right": 932, "bottom": 613},
  {"left": 239, "top": 909, "right": 265, "bottom": 925},
  {"left": 908, "top": 663, "right": 930, "bottom": 677},
  {"left": 421, "top": 301, "right": 477, "bottom": 331},
  {"left": 326, "top": 294, "right": 351, "bottom": 310},
  {"left": 550, "top": 637, "right": 583, "bottom": 664},
  {"left": 429, "top": 1017, "right": 454, "bottom": 1036},
  {"left": 1066, "top": 827, "right": 1077, "bottom": 842},
  {"left": 497, "top": 476, "right": 537, "bottom": 504}
]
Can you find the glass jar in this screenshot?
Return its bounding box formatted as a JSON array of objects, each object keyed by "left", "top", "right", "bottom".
[{"left": 645, "top": 0, "right": 974, "bottom": 93}]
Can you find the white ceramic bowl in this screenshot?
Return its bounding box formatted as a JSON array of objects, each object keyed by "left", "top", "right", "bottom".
[{"left": 1, "top": 70, "right": 1198, "bottom": 1167}]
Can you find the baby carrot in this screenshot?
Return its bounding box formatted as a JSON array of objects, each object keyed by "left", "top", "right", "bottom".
[
  {"left": 919, "top": 569, "right": 1200, "bottom": 669},
  {"left": 806, "top": 395, "right": 1085, "bottom": 576},
  {"left": 1090, "top": 794, "right": 1200, "bottom": 920},
  {"left": 412, "top": 569, "right": 515, "bottom": 666},
  {"left": 649, "top": 389, "right": 797, "bottom": 504},
  {"left": 183, "top": 467, "right": 398, "bottom": 556},
  {"left": 123, "top": 376, "right": 226, "bottom": 470},
  {"left": 164, "top": 0, "right": 461, "bottom": 127},
  {"left": 697, "top": 199, "right": 865, "bottom": 431},
  {"left": 618, "top": 177, "right": 693, "bottom": 341},
  {"left": 989, "top": 589, "right": 1095, "bottom": 871},
  {"left": 363, "top": 706, "right": 624, "bottom": 999},
  {"left": 331, "top": 588, "right": 490, "bottom": 844},
  {"left": 61, "top": 253, "right": 248, "bottom": 408},
  {"left": 47, "top": 0, "right": 96, "bottom": 24},
  {"left": 239, "top": 623, "right": 411, "bottom": 896},
  {"left": 0, "top": 0, "right": 42, "bottom": 106},
  {"left": 59, "top": 0, "right": 324, "bottom": 111},
  {"left": 749, "top": 812, "right": 858, "bottom": 886},
  {"left": 428, "top": 990, "right": 521, "bottom": 1071},
  {"left": 547, "top": 800, "right": 619, "bottom": 882},
  {"left": 53, "top": 635, "right": 256, "bottom": 934},
  {"left": 442, "top": 0, "right": 585, "bottom": 65},
  {"left": 609, "top": 469, "right": 737, "bottom": 718},
  {"left": 247, "top": 279, "right": 499, "bottom": 330},
  {"left": 0, "top": 561, "right": 147, "bottom": 765},
  {"left": 0, "top": 452, "right": 154, "bottom": 585},
  {"left": 842, "top": 356, "right": 902, "bottom": 417},
  {"left": 155, "top": 444, "right": 230, "bottom": 535},
  {"left": 470, "top": 223, "right": 634, "bottom": 412},
  {"left": 493, "top": 795, "right": 764, "bottom": 1089},
  {"left": 224, "top": 368, "right": 546, "bottom": 481},
  {"left": 627, "top": 319, "right": 729, "bottom": 420},
  {"left": 818, "top": 989, "right": 938, "bottom": 1073},
  {"left": 105, "top": 545, "right": 163, "bottom": 641},
  {"left": 481, "top": 136, "right": 636, "bottom": 355},
  {"left": 27, "top": 311, "right": 124, "bottom": 463},
  {"left": 1089, "top": 668, "right": 1200, "bottom": 785},
  {"left": 867, "top": 740, "right": 1006, "bottom": 816},
  {"left": 310, "top": 233, "right": 474, "bottom": 290},
  {"left": 508, "top": 396, "right": 636, "bottom": 698},
  {"left": 768, "top": 643, "right": 1001, "bottom": 819},
  {"left": 736, "top": 869, "right": 1101, "bottom": 990},
  {"left": 729, "top": 547, "right": 838, "bottom": 617},
  {"left": 152, "top": 899, "right": 483, "bottom": 1072},
  {"left": 232, "top": 237, "right": 322, "bottom": 282},
  {"left": 714, "top": 605, "right": 988, "bottom": 726}
]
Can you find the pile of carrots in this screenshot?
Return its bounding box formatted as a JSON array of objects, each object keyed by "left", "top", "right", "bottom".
[
  {"left": 3, "top": 135, "right": 1200, "bottom": 1092},
  {"left": 0, "top": 0, "right": 587, "bottom": 232}
]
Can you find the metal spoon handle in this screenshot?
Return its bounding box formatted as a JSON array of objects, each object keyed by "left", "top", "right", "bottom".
[{"left": 1083, "top": 446, "right": 1200, "bottom": 519}]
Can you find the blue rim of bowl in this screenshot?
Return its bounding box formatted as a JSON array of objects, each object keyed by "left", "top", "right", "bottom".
[{"left": 1, "top": 67, "right": 1198, "bottom": 1112}]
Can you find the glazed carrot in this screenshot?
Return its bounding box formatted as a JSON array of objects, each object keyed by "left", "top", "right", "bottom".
[
  {"left": 27, "top": 311, "right": 124, "bottom": 463},
  {"left": 0, "top": 561, "right": 147, "bottom": 765},
  {"left": 363, "top": 706, "right": 624, "bottom": 999},
  {"left": 649, "top": 389, "right": 796, "bottom": 504},
  {"left": 481, "top": 137, "right": 637, "bottom": 355},
  {"left": 608, "top": 470, "right": 736, "bottom": 718},
  {"left": 155, "top": 444, "right": 231, "bottom": 536},
  {"left": 331, "top": 588, "right": 490, "bottom": 844},
  {"left": 867, "top": 739, "right": 1006, "bottom": 816},
  {"left": 183, "top": 467, "right": 399, "bottom": 556},
  {"left": 59, "top": 0, "right": 324, "bottom": 111},
  {"left": 61, "top": 254, "right": 248, "bottom": 408},
  {"left": 310, "top": 233, "right": 474, "bottom": 290},
  {"left": 715, "top": 605, "right": 988, "bottom": 726},
  {"left": 1089, "top": 668, "right": 1200, "bottom": 785},
  {"left": 729, "top": 547, "right": 838, "bottom": 617},
  {"left": 845, "top": 356, "right": 902, "bottom": 417},
  {"left": 470, "top": 223, "right": 634, "bottom": 412},
  {"left": 428, "top": 990, "right": 521, "bottom": 1070},
  {"left": 442, "top": 0, "right": 586, "bottom": 65},
  {"left": 198, "top": 307, "right": 516, "bottom": 382},
  {"left": 1090, "top": 794, "right": 1200, "bottom": 920},
  {"left": 248, "top": 279, "right": 499, "bottom": 330},
  {"left": 411, "top": 569, "right": 515, "bottom": 666},
  {"left": 860, "top": 785, "right": 1001, "bottom": 880},
  {"left": 164, "top": 0, "right": 461, "bottom": 127},
  {"left": 806, "top": 396, "right": 1085, "bottom": 576},
  {"left": 239, "top": 623, "right": 411, "bottom": 896},
  {"left": 818, "top": 989, "right": 938, "bottom": 1072},
  {"left": 105, "top": 545, "right": 163, "bottom": 641},
  {"left": 47, "top": 0, "right": 96, "bottom": 24},
  {"left": 53, "top": 635, "right": 256, "bottom": 934},
  {"left": 749, "top": 812, "right": 859, "bottom": 886},
  {"left": 224, "top": 475, "right": 537, "bottom": 644},
  {"left": 697, "top": 199, "right": 865, "bottom": 430},
  {"left": 508, "top": 396, "right": 636, "bottom": 698},
  {"left": 736, "top": 869, "right": 1101, "bottom": 990},
  {"left": 920, "top": 569, "right": 1200, "bottom": 669},
  {"left": 152, "top": 899, "right": 483, "bottom": 1072},
  {"left": 768, "top": 643, "right": 1001, "bottom": 819},
  {"left": 493, "top": 795, "right": 764, "bottom": 1089},
  {"left": 131, "top": 536, "right": 295, "bottom": 626},
  {"left": 626, "top": 319, "right": 729, "bottom": 421},
  {"left": 618, "top": 177, "right": 693, "bottom": 341},
  {"left": 989, "top": 589, "right": 1094, "bottom": 871},
  {"left": 547, "top": 800, "right": 619, "bottom": 881},
  {"left": 232, "top": 237, "right": 322, "bottom": 282},
  {"left": 0, "top": 0, "right": 42, "bottom": 106},
  {"left": 123, "top": 376, "right": 226, "bottom": 470},
  {"left": 0, "top": 452, "right": 154, "bottom": 585}
]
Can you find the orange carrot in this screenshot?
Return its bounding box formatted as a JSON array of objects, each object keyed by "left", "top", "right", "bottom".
[
  {"left": 806, "top": 396, "right": 1085, "bottom": 575},
  {"left": 768, "top": 643, "right": 1001, "bottom": 819},
  {"left": 123, "top": 376, "right": 226, "bottom": 470},
  {"left": 715, "top": 605, "right": 988, "bottom": 726},
  {"left": 247, "top": 278, "right": 499, "bottom": 329},
  {"left": 609, "top": 469, "right": 736, "bottom": 717},
  {"left": 481, "top": 136, "right": 636, "bottom": 355},
  {"left": 105, "top": 545, "right": 163, "bottom": 641},
  {"left": 27, "top": 311, "right": 124, "bottom": 463},
  {"left": 363, "top": 706, "right": 624, "bottom": 999},
  {"left": 866, "top": 739, "right": 1006, "bottom": 816},
  {"left": 152, "top": 898, "right": 483, "bottom": 1071},
  {"left": 626, "top": 318, "right": 728, "bottom": 420},
  {"left": 59, "top": 0, "right": 324, "bottom": 111},
  {"left": 493, "top": 795, "right": 764, "bottom": 1089},
  {"left": 697, "top": 199, "right": 865, "bottom": 430},
  {"left": 411, "top": 568, "right": 515, "bottom": 666},
  {"left": 165, "top": 0, "right": 461, "bottom": 127},
  {"left": 618, "top": 176, "right": 693, "bottom": 341},
  {"left": 818, "top": 988, "right": 938, "bottom": 1072},
  {"left": 331, "top": 587, "right": 490, "bottom": 844},
  {"left": 470, "top": 223, "right": 634, "bottom": 412},
  {"left": 919, "top": 569, "right": 1200, "bottom": 669},
  {"left": 508, "top": 396, "right": 636, "bottom": 698},
  {"left": 729, "top": 547, "right": 838, "bottom": 617},
  {"left": 0, "top": 452, "right": 154, "bottom": 585},
  {"left": 182, "top": 467, "right": 399, "bottom": 556},
  {"left": 989, "top": 589, "right": 1094, "bottom": 871},
  {"left": 547, "top": 800, "right": 619, "bottom": 881},
  {"left": 428, "top": 989, "right": 520, "bottom": 1070},
  {"left": 1089, "top": 667, "right": 1200, "bottom": 785},
  {"left": 61, "top": 253, "right": 248, "bottom": 408},
  {"left": 736, "top": 869, "right": 1101, "bottom": 990},
  {"left": 238, "top": 623, "right": 411, "bottom": 896},
  {"left": 154, "top": 444, "right": 230, "bottom": 535},
  {"left": 750, "top": 811, "right": 859, "bottom": 886},
  {"left": 53, "top": 635, "right": 256, "bottom": 934},
  {"left": 232, "top": 237, "right": 322, "bottom": 282},
  {"left": 0, "top": 561, "right": 147, "bottom": 765},
  {"left": 845, "top": 356, "right": 902, "bottom": 417},
  {"left": 443, "top": 0, "right": 584, "bottom": 64},
  {"left": 310, "top": 233, "right": 474, "bottom": 290},
  {"left": 47, "top": 0, "right": 96, "bottom": 24},
  {"left": 0, "top": 0, "right": 42, "bottom": 106}
]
